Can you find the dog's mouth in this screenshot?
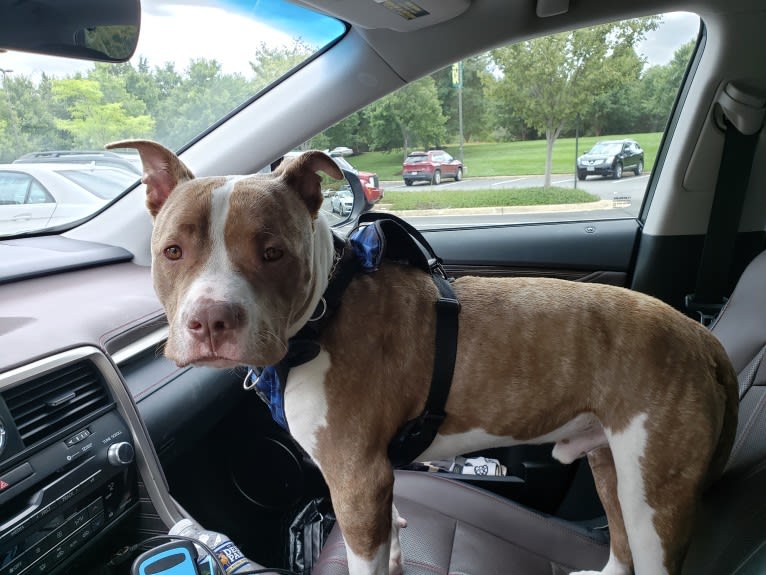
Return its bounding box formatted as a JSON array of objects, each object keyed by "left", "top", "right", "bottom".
[{"left": 177, "top": 354, "right": 242, "bottom": 369}]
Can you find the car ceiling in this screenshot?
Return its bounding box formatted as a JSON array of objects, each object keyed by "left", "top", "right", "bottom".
[{"left": 294, "top": 0, "right": 733, "bottom": 81}]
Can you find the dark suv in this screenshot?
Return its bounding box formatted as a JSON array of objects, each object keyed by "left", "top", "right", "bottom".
[
  {"left": 576, "top": 139, "right": 644, "bottom": 180},
  {"left": 402, "top": 150, "right": 463, "bottom": 186}
]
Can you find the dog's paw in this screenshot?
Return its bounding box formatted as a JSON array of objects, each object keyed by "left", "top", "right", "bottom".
[
  {"left": 569, "top": 568, "right": 630, "bottom": 575},
  {"left": 389, "top": 506, "right": 406, "bottom": 575},
  {"left": 388, "top": 555, "right": 404, "bottom": 575}
]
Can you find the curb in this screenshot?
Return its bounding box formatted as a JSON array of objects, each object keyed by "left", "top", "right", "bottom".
[{"left": 371, "top": 199, "right": 614, "bottom": 217}]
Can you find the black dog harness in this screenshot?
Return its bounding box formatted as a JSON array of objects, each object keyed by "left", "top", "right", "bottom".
[{"left": 245, "top": 213, "right": 460, "bottom": 467}]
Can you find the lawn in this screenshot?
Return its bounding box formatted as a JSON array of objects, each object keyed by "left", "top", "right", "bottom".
[
  {"left": 382, "top": 187, "right": 600, "bottom": 211},
  {"left": 348, "top": 132, "right": 663, "bottom": 180}
]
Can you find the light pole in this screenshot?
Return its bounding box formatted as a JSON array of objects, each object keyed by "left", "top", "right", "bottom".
[
  {"left": 574, "top": 113, "right": 581, "bottom": 189},
  {"left": 0, "top": 68, "right": 19, "bottom": 149}
]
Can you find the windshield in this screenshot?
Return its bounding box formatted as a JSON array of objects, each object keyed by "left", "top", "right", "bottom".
[
  {"left": 588, "top": 142, "right": 624, "bottom": 155},
  {"left": 404, "top": 155, "right": 428, "bottom": 164},
  {"left": 0, "top": 0, "right": 345, "bottom": 236}
]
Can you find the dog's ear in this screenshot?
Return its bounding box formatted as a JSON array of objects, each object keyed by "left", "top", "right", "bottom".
[
  {"left": 277, "top": 151, "right": 343, "bottom": 216},
  {"left": 106, "top": 140, "right": 195, "bottom": 218}
]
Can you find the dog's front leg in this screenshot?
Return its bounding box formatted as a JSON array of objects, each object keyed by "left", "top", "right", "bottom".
[
  {"left": 389, "top": 504, "right": 407, "bottom": 575},
  {"left": 324, "top": 456, "right": 397, "bottom": 575}
]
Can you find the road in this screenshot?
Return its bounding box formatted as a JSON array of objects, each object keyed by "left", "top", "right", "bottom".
[
  {"left": 320, "top": 172, "right": 650, "bottom": 227},
  {"left": 382, "top": 172, "right": 649, "bottom": 202}
]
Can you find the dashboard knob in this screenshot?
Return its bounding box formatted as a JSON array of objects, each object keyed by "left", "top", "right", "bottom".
[{"left": 107, "top": 442, "right": 135, "bottom": 466}]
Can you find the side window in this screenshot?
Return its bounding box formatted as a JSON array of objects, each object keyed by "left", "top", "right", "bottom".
[
  {"left": 0, "top": 173, "right": 32, "bottom": 205},
  {"left": 27, "top": 181, "right": 55, "bottom": 204},
  {"left": 310, "top": 12, "right": 699, "bottom": 228}
]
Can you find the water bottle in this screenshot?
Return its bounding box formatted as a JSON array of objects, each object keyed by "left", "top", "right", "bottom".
[{"left": 169, "top": 517, "right": 259, "bottom": 575}]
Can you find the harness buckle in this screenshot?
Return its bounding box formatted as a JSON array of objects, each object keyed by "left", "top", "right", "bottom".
[
  {"left": 388, "top": 409, "right": 447, "bottom": 466},
  {"left": 436, "top": 295, "right": 460, "bottom": 312},
  {"left": 428, "top": 257, "right": 448, "bottom": 280}
]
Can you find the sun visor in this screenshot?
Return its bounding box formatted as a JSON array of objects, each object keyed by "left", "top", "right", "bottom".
[{"left": 293, "top": 0, "right": 471, "bottom": 32}]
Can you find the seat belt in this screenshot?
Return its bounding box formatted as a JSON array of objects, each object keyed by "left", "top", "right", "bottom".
[{"left": 685, "top": 82, "right": 765, "bottom": 326}]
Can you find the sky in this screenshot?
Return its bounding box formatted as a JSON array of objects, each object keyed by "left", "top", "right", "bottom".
[
  {"left": 637, "top": 12, "right": 700, "bottom": 67},
  {"left": 0, "top": 5, "right": 700, "bottom": 81}
]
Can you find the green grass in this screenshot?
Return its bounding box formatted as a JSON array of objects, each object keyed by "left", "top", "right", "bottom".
[
  {"left": 349, "top": 132, "right": 663, "bottom": 179},
  {"left": 382, "top": 187, "right": 600, "bottom": 211}
]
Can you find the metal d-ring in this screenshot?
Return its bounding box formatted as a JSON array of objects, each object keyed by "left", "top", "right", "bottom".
[
  {"left": 309, "top": 297, "right": 327, "bottom": 322},
  {"left": 242, "top": 368, "right": 258, "bottom": 390}
]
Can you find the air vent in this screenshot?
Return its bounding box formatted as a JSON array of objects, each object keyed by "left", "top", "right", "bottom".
[{"left": 2, "top": 360, "right": 111, "bottom": 447}]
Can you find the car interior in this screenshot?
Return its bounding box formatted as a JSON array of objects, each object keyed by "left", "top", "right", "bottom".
[{"left": 1, "top": 0, "right": 765, "bottom": 574}]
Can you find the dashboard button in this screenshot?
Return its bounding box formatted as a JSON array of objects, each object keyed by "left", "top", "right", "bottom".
[
  {"left": 86, "top": 498, "right": 103, "bottom": 517},
  {"left": 0, "top": 463, "right": 33, "bottom": 493},
  {"left": 0, "top": 556, "right": 26, "bottom": 575}
]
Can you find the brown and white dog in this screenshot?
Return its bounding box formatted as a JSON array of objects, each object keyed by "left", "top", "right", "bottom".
[{"left": 109, "top": 140, "right": 738, "bottom": 575}]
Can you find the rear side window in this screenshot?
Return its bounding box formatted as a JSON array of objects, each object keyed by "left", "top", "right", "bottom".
[
  {"left": 0, "top": 173, "right": 31, "bottom": 204},
  {"left": 27, "top": 181, "right": 54, "bottom": 204},
  {"left": 57, "top": 169, "right": 138, "bottom": 200}
]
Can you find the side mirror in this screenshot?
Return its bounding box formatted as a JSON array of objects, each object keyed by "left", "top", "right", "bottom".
[{"left": 0, "top": 0, "right": 141, "bottom": 63}]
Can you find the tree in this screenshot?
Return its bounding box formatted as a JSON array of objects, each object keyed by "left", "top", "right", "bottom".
[
  {"left": 580, "top": 49, "right": 644, "bottom": 135},
  {"left": 152, "top": 59, "right": 251, "bottom": 148},
  {"left": 249, "top": 40, "right": 313, "bottom": 91},
  {"left": 52, "top": 78, "right": 154, "bottom": 147},
  {"left": 0, "top": 74, "right": 63, "bottom": 161},
  {"left": 636, "top": 40, "right": 695, "bottom": 132},
  {"left": 322, "top": 111, "right": 363, "bottom": 152},
  {"left": 433, "top": 55, "right": 492, "bottom": 143},
  {"left": 367, "top": 77, "right": 447, "bottom": 159},
  {"left": 490, "top": 17, "right": 661, "bottom": 187}
]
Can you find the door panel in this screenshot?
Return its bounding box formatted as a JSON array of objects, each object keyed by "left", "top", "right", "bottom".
[{"left": 423, "top": 218, "right": 640, "bottom": 284}]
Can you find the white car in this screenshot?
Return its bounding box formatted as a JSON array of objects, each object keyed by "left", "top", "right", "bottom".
[
  {"left": 0, "top": 164, "right": 137, "bottom": 235},
  {"left": 329, "top": 146, "right": 353, "bottom": 157},
  {"left": 330, "top": 188, "right": 354, "bottom": 216}
]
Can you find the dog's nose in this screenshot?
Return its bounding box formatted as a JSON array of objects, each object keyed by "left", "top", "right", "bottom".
[{"left": 186, "top": 302, "right": 245, "bottom": 342}]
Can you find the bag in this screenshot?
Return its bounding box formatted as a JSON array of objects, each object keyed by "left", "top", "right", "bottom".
[{"left": 288, "top": 497, "right": 336, "bottom": 574}]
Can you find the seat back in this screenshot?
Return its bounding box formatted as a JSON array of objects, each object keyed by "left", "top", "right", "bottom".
[{"left": 683, "top": 249, "right": 766, "bottom": 574}]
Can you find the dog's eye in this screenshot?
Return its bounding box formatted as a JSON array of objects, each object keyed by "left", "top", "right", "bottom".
[
  {"left": 164, "top": 245, "right": 183, "bottom": 260},
  {"left": 263, "top": 247, "right": 283, "bottom": 262}
]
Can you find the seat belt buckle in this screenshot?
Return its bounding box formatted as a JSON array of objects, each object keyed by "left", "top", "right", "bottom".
[{"left": 685, "top": 293, "right": 727, "bottom": 327}]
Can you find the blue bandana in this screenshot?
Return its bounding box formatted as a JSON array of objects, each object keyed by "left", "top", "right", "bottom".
[{"left": 247, "top": 366, "right": 289, "bottom": 430}]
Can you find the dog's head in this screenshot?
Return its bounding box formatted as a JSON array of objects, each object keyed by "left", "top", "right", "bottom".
[{"left": 107, "top": 140, "right": 343, "bottom": 368}]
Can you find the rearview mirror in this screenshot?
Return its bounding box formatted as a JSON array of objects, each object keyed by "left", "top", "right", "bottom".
[{"left": 0, "top": 0, "right": 141, "bottom": 63}]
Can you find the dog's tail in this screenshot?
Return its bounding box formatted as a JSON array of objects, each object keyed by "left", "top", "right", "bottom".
[{"left": 705, "top": 341, "right": 739, "bottom": 486}]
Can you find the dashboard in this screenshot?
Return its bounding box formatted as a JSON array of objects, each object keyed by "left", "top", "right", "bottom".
[{"left": 0, "top": 236, "right": 244, "bottom": 575}]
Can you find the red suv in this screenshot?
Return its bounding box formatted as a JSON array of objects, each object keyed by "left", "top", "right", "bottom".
[
  {"left": 332, "top": 155, "right": 384, "bottom": 207},
  {"left": 402, "top": 150, "right": 463, "bottom": 186}
]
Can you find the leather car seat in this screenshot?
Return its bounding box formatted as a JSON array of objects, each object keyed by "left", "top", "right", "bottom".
[{"left": 312, "top": 250, "right": 766, "bottom": 575}]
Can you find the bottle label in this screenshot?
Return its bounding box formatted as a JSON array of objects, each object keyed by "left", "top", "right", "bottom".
[{"left": 212, "top": 540, "right": 249, "bottom": 574}]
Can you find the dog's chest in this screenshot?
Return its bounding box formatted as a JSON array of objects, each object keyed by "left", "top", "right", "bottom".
[{"left": 283, "top": 350, "right": 332, "bottom": 462}]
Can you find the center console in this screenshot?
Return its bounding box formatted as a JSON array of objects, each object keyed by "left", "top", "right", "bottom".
[{"left": 0, "top": 348, "right": 152, "bottom": 575}]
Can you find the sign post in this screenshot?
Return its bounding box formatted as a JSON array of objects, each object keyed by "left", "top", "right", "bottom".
[{"left": 452, "top": 62, "right": 464, "bottom": 167}]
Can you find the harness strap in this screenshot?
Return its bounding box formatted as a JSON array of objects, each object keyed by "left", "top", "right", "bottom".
[
  {"left": 387, "top": 262, "right": 460, "bottom": 467},
  {"left": 352, "top": 213, "right": 461, "bottom": 468}
]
